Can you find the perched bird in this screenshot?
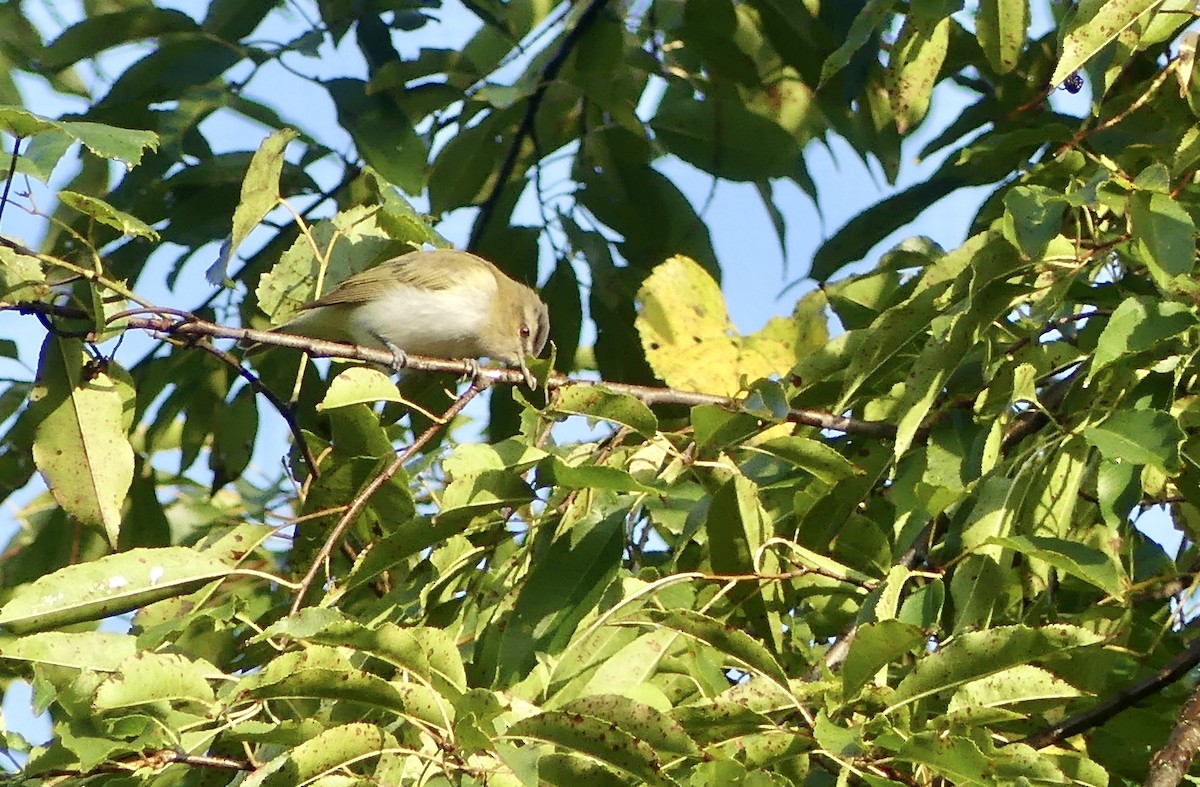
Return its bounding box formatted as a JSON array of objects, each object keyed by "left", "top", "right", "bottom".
[{"left": 263, "top": 249, "right": 549, "bottom": 384}]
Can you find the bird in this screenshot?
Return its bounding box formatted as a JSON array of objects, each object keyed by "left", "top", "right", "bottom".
[{"left": 260, "top": 249, "right": 549, "bottom": 384}]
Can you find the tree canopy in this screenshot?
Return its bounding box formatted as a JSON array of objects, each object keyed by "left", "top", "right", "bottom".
[{"left": 0, "top": 0, "right": 1198, "bottom": 784}]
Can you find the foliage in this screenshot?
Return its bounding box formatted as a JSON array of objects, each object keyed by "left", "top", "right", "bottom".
[{"left": 0, "top": 0, "right": 1197, "bottom": 785}]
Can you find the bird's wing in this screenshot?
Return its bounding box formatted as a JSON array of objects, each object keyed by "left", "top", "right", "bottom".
[{"left": 301, "top": 250, "right": 495, "bottom": 309}]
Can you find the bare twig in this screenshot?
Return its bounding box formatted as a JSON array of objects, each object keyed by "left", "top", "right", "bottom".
[
  {"left": 289, "top": 381, "right": 488, "bottom": 613},
  {"left": 184, "top": 334, "right": 321, "bottom": 478},
  {"left": 70, "top": 309, "right": 898, "bottom": 440},
  {"left": 0, "top": 136, "right": 22, "bottom": 231},
  {"left": 467, "top": 0, "right": 612, "bottom": 250}
]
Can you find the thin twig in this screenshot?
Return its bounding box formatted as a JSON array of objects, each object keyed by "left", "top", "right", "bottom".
[
  {"left": 77, "top": 309, "right": 899, "bottom": 440},
  {"left": 289, "top": 381, "right": 488, "bottom": 614},
  {"left": 0, "top": 136, "right": 22, "bottom": 231},
  {"left": 467, "top": 0, "right": 612, "bottom": 250},
  {"left": 185, "top": 334, "right": 321, "bottom": 478}
]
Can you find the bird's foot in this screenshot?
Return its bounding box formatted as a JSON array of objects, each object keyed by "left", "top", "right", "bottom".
[
  {"left": 384, "top": 341, "right": 408, "bottom": 372},
  {"left": 462, "top": 358, "right": 482, "bottom": 385}
]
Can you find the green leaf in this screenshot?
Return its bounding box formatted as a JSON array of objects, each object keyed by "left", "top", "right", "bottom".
[
  {"left": 557, "top": 695, "right": 700, "bottom": 757},
  {"left": 0, "top": 246, "right": 51, "bottom": 304},
  {"left": 1128, "top": 191, "right": 1197, "bottom": 287},
  {"left": 947, "top": 664, "right": 1084, "bottom": 722},
  {"left": 488, "top": 511, "right": 623, "bottom": 685},
  {"left": 56, "top": 119, "right": 159, "bottom": 167},
  {"left": 578, "top": 127, "right": 718, "bottom": 272},
  {"left": 893, "top": 731, "right": 1062, "bottom": 783},
  {"left": 627, "top": 608, "right": 789, "bottom": 687},
  {"left": 538, "top": 457, "right": 657, "bottom": 493},
  {"left": 443, "top": 440, "right": 548, "bottom": 476},
  {"left": 535, "top": 752, "right": 629, "bottom": 787},
  {"left": 0, "top": 547, "right": 233, "bottom": 634},
  {"left": 891, "top": 280, "right": 1018, "bottom": 459},
  {"left": 890, "top": 624, "right": 1104, "bottom": 711},
  {"left": 987, "top": 535, "right": 1124, "bottom": 596},
  {"left": 318, "top": 367, "right": 404, "bottom": 410},
  {"left": 705, "top": 474, "right": 784, "bottom": 651},
  {"left": 1090, "top": 296, "right": 1196, "bottom": 377},
  {"left": 327, "top": 78, "right": 428, "bottom": 195},
  {"left": 545, "top": 385, "right": 658, "bottom": 436},
  {"left": 19, "top": 129, "right": 75, "bottom": 182},
  {"left": 225, "top": 128, "right": 298, "bottom": 264},
  {"left": 976, "top": 0, "right": 1030, "bottom": 74},
  {"left": 243, "top": 648, "right": 447, "bottom": 727},
  {"left": 1082, "top": 408, "right": 1183, "bottom": 472},
  {"left": 750, "top": 436, "right": 862, "bottom": 484},
  {"left": 1002, "top": 185, "right": 1067, "bottom": 259},
  {"left": 93, "top": 652, "right": 219, "bottom": 709},
  {"left": 57, "top": 190, "right": 159, "bottom": 240},
  {"left": 886, "top": 7, "right": 952, "bottom": 133},
  {"left": 256, "top": 206, "right": 400, "bottom": 322},
  {"left": 819, "top": 0, "right": 898, "bottom": 85},
  {"left": 650, "top": 88, "right": 798, "bottom": 181},
  {"left": 842, "top": 619, "right": 927, "bottom": 699},
  {"left": 1097, "top": 457, "right": 1139, "bottom": 528},
  {"left": 428, "top": 106, "right": 517, "bottom": 211},
  {"left": 948, "top": 554, "right": 1006, "bottom": 634},
  {"left": 209, "top": 383, "right": 259, "bottom": 491},
  {"left": 245, "top": 723, "right": 395, "bottom": 787},
  {"left": 1051, "top": 0, "right": 1162, "bottom": 87},
  {"left": 264, "top": 610, "right": 467, "bottom": 695},
  {"left": 0, "top": 631, "right": 138, "bottom": 671},
  {"left": 681, "top": 0, "right": 763, "bottom": 86},
  {"left": 29, "top": 337, "right": 135, "bottom": 544},
  {"left": 39, "top": 8, "right": 200, "bottom": 72},
  {"left": 440, "top": 469, "right": 535, "bottom": 523},
  {"left": 507, "top": 711, "right": 663, "bottom": 783},
  {"left": 0, "top": 105, "right": 58, "bottom": 137}
]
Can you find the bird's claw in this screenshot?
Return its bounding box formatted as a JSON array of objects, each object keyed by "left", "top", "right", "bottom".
[{"left": 384, "top": 341, "right": 408, "bottom": 372}]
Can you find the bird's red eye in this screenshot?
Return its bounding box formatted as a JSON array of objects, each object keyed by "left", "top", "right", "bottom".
[{"left": 520, "top": 326, "right": 531, "bottom": 337}]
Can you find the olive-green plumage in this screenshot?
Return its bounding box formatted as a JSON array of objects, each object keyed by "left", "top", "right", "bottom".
[{"left": 271, "top": 249, "right": 550, "bottom": 382}]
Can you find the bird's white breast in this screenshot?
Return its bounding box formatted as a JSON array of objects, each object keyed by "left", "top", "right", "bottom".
[{"left": 345, "top": 278, "right": 494, "bottom": 358}]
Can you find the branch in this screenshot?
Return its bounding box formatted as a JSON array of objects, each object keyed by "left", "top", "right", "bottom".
[
  {"left": 1146, "top": 681, "right": 1200, "bottom": 787},
  {"left": 1000, "top": 367, "right": 1080, "bottom": 455},
  {"left": 36, "top": 749, "right": 252, "bottom": 780},
  {"left": 95, "top": 310, "right": 896, "bottom": 440},
  {"left": 1017, "top": 635, "right": 1200, "bottom": 751},
  {"left": 183, "top": 333, "right": 321, "bottom": 479},
  {"left": 467, "top": 0, "right": 612, "bottom": 250}
]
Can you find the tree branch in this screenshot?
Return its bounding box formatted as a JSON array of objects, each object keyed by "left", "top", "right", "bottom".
[
  {"left": 1146, "top": 681, "right": 1200, "bottom": 787},
  {"left": 1017, "top": 635, "right": 1200, "bottom": 751},
  {"left": 92, "top": 309, "right": 897, "bottom": 440},
  {"left": 183, "top": 333, "right": 321, "bottom": 479}
]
